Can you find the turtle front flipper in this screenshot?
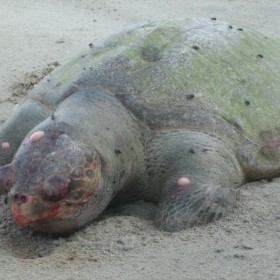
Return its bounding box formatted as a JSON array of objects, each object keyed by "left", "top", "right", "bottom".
[
  {"left": 155, "top": 179, "right": 237, "bottom": 231},
  {"left": 146, "top": 130, "right": 245, "bottom": 231},
  {"left": 0, "top": 99, "right": 50, "bottom": 166}
]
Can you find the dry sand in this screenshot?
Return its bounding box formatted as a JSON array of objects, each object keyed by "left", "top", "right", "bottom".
[{"left": 0, "top": 1, "right": 279, "bottom": 279}]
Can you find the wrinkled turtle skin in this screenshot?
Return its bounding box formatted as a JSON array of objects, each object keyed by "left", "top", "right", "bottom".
[{"left": 0, "top": 18, "right": 280, "bottom": 233}]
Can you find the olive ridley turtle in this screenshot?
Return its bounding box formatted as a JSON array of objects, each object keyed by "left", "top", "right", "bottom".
[{"left": 0, "top": 18, "right": 280, "bottom": 233}]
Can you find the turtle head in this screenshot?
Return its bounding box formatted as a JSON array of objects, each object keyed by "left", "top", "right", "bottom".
[{"left": 1, "top": 129, "right": 104, "bottom": 233}]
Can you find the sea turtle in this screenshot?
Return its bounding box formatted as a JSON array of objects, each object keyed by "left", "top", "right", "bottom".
[{"left": 0, "top": 18, "right": 280, "bottom": 233}]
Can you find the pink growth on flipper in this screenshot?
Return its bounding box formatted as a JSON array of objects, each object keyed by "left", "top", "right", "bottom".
[
  {"left": 1, "top": 142, "right": 10, "bottom": 150},
  {"left": 177, "top": 177, "right": 191, "bottom": 187},
  {"left": 29, "top": 131, "right": 45, "bottom": 142}
]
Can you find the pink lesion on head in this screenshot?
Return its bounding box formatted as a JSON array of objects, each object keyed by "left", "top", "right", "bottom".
[{"left": 29, "top": 131, "right": 45, "bottom": 142}]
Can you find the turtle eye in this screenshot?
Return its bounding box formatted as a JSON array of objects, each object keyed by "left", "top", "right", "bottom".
[{"left": 43, "top": 175, "right": 70, "bottom": 202}]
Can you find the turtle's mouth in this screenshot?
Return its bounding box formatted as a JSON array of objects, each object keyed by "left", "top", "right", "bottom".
[
  {"left": 9, "top": 194, "right": 77, "bottom": 227},
  {"left": 8, "top": 178, "right": 96, "bottom": 229}
]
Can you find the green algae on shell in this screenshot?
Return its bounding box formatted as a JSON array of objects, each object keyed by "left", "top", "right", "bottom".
[{"left": 27, "top": 18, "right": 280, "bottom": 172}]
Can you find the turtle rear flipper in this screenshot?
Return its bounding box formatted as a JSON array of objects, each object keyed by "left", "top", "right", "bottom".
[{"left": 0, "top": 99, "right": 50, "bottom": 166}]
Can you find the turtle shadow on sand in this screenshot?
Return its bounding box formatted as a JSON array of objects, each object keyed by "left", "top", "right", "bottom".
[
  {"left": 0, "top": 197, "right": 58, "bottom": 259},
  {"left": 0, "top": 194, "right": 156, "bottom": 259}
]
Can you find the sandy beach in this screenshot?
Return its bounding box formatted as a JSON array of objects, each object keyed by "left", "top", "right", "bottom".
[{"left": 0, "top": 1, "right": 279, "bottom": 279}]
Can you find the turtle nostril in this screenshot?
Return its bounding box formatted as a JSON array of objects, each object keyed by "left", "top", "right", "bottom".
[{"left": 12, "top": 193, "right": 28, "bottom": 204}]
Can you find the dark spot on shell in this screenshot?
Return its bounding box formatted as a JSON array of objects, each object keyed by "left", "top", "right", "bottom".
[
  {"left": 211, "top": 17, "right": 217, "bottom": 21},
  {"left": 114, "top": 149, "right": 122, "bottom": 155},
  {"left": 106, "top": 128, "right": 110, "bottom": 131},
  {"left": 228, "top": 25, "right": 233, "bottom": 29},
  {"left": 83, "top": 67, "right": 86, "bottom": 70},
  {"left": 189, "top": 148, "right": 195, "bottom": 154},
  {"left": 257, "top": 54, "right": 264, "bottom": 58},
  {"left": 237, "top": 28, "right": 243, "bottom": 31},
  {"left": 81, "top": 54, "right": 86, "bottom": 58},
  {"left": 215, "top": 249, "right": 224, "bottom": 253},
  {"left": 112, "top": 180, "right": 116, "bottom": 184},
  {"left": 239, "top": 79, "right": 246, "bottom": 85},
  {"left": 51, "top": 114, "right": 55, "bottom": 120},
  {"left": 245, "top": 100, "right": 250, "bottom": 106},
  {"left": 202, "top": 148, "right": 208, "bottom": 153},
  {"left": 89, "top": 43, "right": 94, "bottom": 48},
  {"left": 4, "top": 196, "right": 7, "bottom": 204},
  {"left": 186, "top": 93, "right": 195, "bottom": 99},
  {"left": 191, "top": 45, "right": 200, "bottom": 50},
  {"left": 141, "top": 46, "right": 161, "bottom": 62}
]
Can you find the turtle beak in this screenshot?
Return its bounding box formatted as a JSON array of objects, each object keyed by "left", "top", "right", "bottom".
[
  {"left": 9, "top": 194, "right": 38, "bottom": 227},
  {"left": 9, "top": 193, "right": 59, "bottom": 227},
  {"left": 0, "top": 164, "right": 15, "bottom": 194}
]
